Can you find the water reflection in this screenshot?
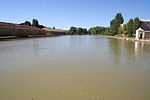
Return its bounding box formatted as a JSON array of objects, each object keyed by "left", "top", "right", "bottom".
[
  {"left": 0, "top": 36, "right": 150, "bottom": 100},
  {"left": 32, "top": 39, "right": 40, "bottom": 56},
  {"left": 134, "top": 41, "right": 145, "bottom": 54},
  {"left": 108, "top": 38, "right": 149, "bottom": 58}
]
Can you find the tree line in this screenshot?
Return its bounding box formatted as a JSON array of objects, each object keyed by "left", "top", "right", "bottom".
[
  {"left": 110, "top": 13, "right": 140, "bottom": 37},
  {"left": 20, "top": 19, "right": 46, "bottom": 28},
  {"left": 69, "top": 26, "right": 110, "bottom": 35},
  {"left": 69, "top": 27, "right": 88, "bottom": 35},
  {"left": 69, "top": 13, "right": 141, "bottom": 37}
]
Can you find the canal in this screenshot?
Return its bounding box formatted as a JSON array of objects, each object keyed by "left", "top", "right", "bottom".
[{"left": 0, "top": 35, "right": 150, "bottom": 100}]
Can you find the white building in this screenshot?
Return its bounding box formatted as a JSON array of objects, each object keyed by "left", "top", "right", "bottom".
[{"left": 135, "top": 20, "right": 150, "bottom": 40}]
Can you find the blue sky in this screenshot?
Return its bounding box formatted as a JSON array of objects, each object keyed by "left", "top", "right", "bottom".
[{"left": 0, "top": 0, "right": 150, "bottom": 29}]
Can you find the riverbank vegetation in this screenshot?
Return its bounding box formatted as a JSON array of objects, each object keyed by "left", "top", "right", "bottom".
[
  {"left": 19, "top": 13, "right": 140, "bottom": 38},
  {"left": 69, "top": 27, "right": 88, "bottom": 35},
  {"left": 69, "top": 13, "right": 140, "bottom": 37}
]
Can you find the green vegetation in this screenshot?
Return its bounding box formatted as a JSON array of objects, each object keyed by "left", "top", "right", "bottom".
[
  {"left": 126, "top": 19, "right": 134, "bottom": 37},
  {"left": 109, "top": 13, "right": 140, "bottom": 37},
  {"left": 69, "top": 13, "right": 140, "bottom": 37},
  {"left": 20, "top": 21, "right": 31, "bottom": 26},
  {"left": 69, "top": 27, "right": 88, "bottom": 35},
  {"left": 110, "top": 13, "right": 124, "bottom": 35},
  {"left": 20, "top": 19, "right": 46, "bottom": 28},
  {"left": 133, "top": 17, "right": 140, "bottom": 35},
  {"left": 89, "top": 26, "right": 110, "bottom": 35},
  {"left": 19, "top": 13, "right": 140, "bottom": 37},
  {"left": 32, "top": 19, "right": 39, "bottom": 27},
  {"left": 69, "top": 26, "right": 110, "bottom": 35},
  {"left": 32, "top": 19, "right": 46, "bottom": 28},
  {"left": 118, "top": 17, "right": 140, "bottom": 37},
  {"left": 69, "top": 26, "right": 77, "bottom": 33}
]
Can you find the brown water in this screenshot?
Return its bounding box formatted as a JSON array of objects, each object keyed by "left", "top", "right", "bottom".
[{"left": 0, "top": 35, "right": 150, "bottom": 100}]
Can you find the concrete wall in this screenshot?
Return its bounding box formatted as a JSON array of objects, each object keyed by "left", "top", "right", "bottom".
[
  {"left": 0, "top": 28, "right": 13, "bottom": 36},
  {"left": 0, "top": 28, "right": 46, "bottom": 37},
  {"left": 144, "top": 32, "right": 150, "bottom": 39},
  {"left": 0, "top": 22, "right": 70, "bottom": 38}
]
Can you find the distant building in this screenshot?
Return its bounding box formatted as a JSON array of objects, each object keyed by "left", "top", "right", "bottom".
[
  {"left": 0, "top": 22, "right": 45, "bottom": 37},
  {"left": 0, "top": 22, "right": 70, "bottom": 38},
  {"left": 135, "top": 20, "right": 150, "bottom": 40}
]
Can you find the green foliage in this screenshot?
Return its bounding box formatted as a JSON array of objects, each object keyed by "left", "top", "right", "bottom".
[
  {"left": 123, "top": 24, "right": 127, "bottom": 35},
  {"left": 126, "top": 19, "right": 134, "bottom": 37},
  {"left": 69, "top": 26, "right": 88, "bottom": 35},
  {"left": 110, "top": 13, "right": 124, "bottom": 35},
  {"left": 82, "top": 28, "right": 88, "bottom": 35},
  {"left": 124, "top": 17, "right": 140, "bottom": 37},
  {"left": 133, "top": 17, "right": 140, "bottom": 34},
  {"left": 101, "top": 27, "right": 111, "bottom": 35},
  {"left": 118, "top": 26, "right": 124, "bottom": 34},
  {"left": 69, "top": 26, "right": 77, "bottom": 33},
  {"left": 110, "top": 20, "right": 117, "bottom": 35},
  {"left": 20, "top": 19, "right": 46, "bottom": 28},
  {"left": 89, "top": 26, "right": 107, "bottom": 35},
  {"left": 32, "top": 19, "right": 39, "bottom": 27},
  {"left": 117, "top": 24, "right": 128, "bottom": 35},
  {"left": 20, "top": 21, "right": 31, "bottom": 26},
  {"left": 77, "top": 27, "right": 83, "bottom": 34},
  {"left": 31, "top": 19, "right": 45, "bottom": 28},
  {"left": 39, "top": 25, "right": 45, "bottom": 28},
  {"left": 114, "top": 16, "right": 140, "bottom": 37}
]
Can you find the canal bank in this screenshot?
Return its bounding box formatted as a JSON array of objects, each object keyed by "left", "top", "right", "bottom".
[{"left": 99, "top": 35, "right": 150, "bottom": 42}]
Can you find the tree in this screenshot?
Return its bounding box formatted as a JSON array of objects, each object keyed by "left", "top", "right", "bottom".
[
  {"left": 102, "top": 27, "right": 111, "bottom": 35},
  {"left": 32, "top": 19, "right": 39, "bottom": 27},
  {"left": 82, "top": 28, "right": 88, "bottom": 35},
  {"left": 69, "top": 26, "right": 77, "bottom": 34},
  {"left": 110, "top": 19, "right": 116, "bottom": 35},
  {"left": 39, "top": 25, "right": 45, "bottom": 28},
  {"left": 110, "top": 13, "right": 124, "bottom": 35},
  {"left": 133, "top": 17, "right": 140, "bottom": 34},
  {"left": 88, "top": 26, "right": 107, "bottom": 35},
  {"left": 126, "top": 19, "right": 134, "bottom": 37},
  {"left": 20, "top": 21, "right": 31, "bottom": 26},
  {"left": 118, "top": 26, "right": 124, "bottom": 34},
  {"left": 20, "top": 19, "right": 45, "bottom": 28},
  {"left": 77, "top": 27, "right": 83, "bottom": 35}
]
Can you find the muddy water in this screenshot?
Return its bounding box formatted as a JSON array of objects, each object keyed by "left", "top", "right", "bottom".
[{"left": 0, "top": 35, "right": 150, "bottom": 100}]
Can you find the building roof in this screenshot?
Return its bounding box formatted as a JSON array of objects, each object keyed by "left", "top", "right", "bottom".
[
  {"left": 137, "top": 27, "right": 144, "bottom": 31},
  {"left": 140, "top": 20, "right": 150, "bottom": 31},
  {"left": 140, "top": 19, "right": 150, "bottom": 22}
]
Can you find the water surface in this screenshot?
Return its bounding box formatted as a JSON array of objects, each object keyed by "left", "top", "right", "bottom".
[{"left": 0, "top": 35, "right": 150, "bottom": 100}]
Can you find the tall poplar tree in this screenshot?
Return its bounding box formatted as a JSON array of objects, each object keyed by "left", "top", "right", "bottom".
[
  {"left": 126, "top": 19, "right": 134, "bottom": 37},
  {"left": 110, "top": 13, "right": 124, "bottom": 35},
  {"left": 133, "top": 17, "right": 140, "bottom": 34}
]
